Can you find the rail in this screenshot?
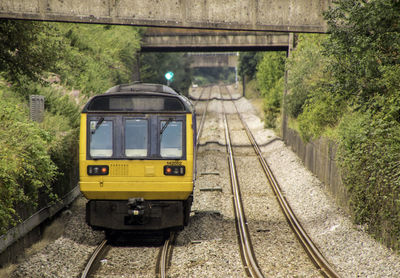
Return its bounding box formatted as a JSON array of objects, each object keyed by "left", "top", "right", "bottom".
[
  {"left": 157, "top": 232, "right": 175, "bottom": 278},
  {"left": 195, "top": 87, "right": 211, "bottom": 149},
  {"left": 81, "top": 239, "right": 109, "bottom": 278}
]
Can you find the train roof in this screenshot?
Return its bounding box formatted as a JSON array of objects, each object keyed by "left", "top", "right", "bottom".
[{"left": 82, "top": 83, "right": 193, "bottom": 113}]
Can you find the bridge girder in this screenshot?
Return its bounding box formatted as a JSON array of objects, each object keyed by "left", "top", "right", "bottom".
[
  {"left": 189, "top": 54, "right": 238, "bottom": 68},
  {"left": 141, "top": 29, "right": 289, "bottom": 52},
  {"left": 0, "top": 0, "right": 331, "bottom": 33}
]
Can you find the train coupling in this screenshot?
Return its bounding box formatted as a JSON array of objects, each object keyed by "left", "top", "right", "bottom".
[{"left": 127, "top": 198, "right": 146, "bottom": 216}]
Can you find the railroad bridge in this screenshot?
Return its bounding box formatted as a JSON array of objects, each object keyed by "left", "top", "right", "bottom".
[{"left": 0, "top": 0, "right": 331, "bottom": 33}]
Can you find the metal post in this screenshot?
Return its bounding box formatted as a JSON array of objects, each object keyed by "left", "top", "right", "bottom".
[
  {"left": 282, "top": 33, "right": 294, "bottom": 140},
  {"left": 29, "top": 95, "right": 45, "bottom": 123},
  {"left": 132, "top": 52, "right": 141, "bottom": 82},
  {"left": 242, "top": 75, "right": 246, "bottom": 97}
]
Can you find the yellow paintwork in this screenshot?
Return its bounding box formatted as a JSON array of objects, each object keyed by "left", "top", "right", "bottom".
[{"left": 79, "top": 113, "right": 194, "bottom": 200}]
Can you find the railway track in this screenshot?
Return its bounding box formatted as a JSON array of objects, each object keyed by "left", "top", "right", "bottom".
[
  {"left": 222, "top": 86, "right": 340, "bottom": 278},
  {"left": 220, "top": 87, "right": 264, "bottom": 278},
  {"left": 80, "top": 232, "right": 175, "bottom": 278}
]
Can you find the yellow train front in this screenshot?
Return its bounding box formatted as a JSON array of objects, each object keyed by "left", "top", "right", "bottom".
[{"left": 79, "top": 83, "right": 195, "bottom": 232}]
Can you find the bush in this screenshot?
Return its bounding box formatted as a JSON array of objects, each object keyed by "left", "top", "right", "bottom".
[
  {"left": 285, "top": 34, "right": 329, "bottom": 118},
  {"left": 337, "top": 112, "right": 400, "bottom": 247},
  {"left": 263, "top": 77, "right": 283, "bottom": 128},
  {"left": 0, "top": 88, "right": 57, "bottom": 234},
  {"left": 297, "top": 87, "right": 345, "bottom": 141},
  {"left": 256, "top": 52, "right": 285, "bottom": 128}
]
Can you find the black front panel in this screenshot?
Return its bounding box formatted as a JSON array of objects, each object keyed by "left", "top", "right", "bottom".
[{"left": 86, "top": 200, "right": 184, "bottom": 230}]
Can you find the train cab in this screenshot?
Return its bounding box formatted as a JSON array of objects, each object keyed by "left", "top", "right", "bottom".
[{"left": 79, "top": 83, "right": 196, "bottom": 232}]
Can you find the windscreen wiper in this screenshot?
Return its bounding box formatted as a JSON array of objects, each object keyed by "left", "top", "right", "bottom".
[
  {"left": 160, "top": 118, "right": 173, "bottom": 135},
  {"left": 92, "top": 117, "right": 104, "bottom": 134}
]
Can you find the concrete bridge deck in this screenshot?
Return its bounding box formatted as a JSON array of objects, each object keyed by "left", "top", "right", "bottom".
[{"left": 0, "top": 0, "right": 331, "bottom": 33}]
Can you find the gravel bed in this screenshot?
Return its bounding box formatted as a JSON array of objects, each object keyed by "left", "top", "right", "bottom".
[
  {"left": 8, "top": 197, "right": 104, "bottom": 278},
  {"left": 94, "top": 245, "right": 158, "bottom": 277}
]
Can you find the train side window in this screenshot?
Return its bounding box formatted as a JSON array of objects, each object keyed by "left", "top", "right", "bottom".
[
  {"left": 160, "top": 120, "right": 183, "bottom": 158},
  {"left": 89, "top": 120, "right": 113, "bottom": 158},
  {"left": 125, "top": 119, "right": 148, "bottom": 157}
]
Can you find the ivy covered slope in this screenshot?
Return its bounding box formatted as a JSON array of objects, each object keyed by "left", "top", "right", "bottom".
[
  {"left": 286, "top": 1, "right": 400, "bottom": 248},
  {"left": 0, "top": 20, "right": 142, "bottom": 235}
]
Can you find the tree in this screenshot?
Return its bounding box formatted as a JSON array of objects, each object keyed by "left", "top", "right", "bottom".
[
  {"left": 238, "top": 52, "right": 262, "bottom": 80},
  {"left": 324, "top": 0, "right": 400, "bottom": 113},
  {"left": 255, "top": 52, "right": 286, "bottom": 128},
  {"left": 140, "top": 52, "right": 192, "bottom": 95},
  {"left": 0, "top": 20, "right": 63, "bottom": 83}
]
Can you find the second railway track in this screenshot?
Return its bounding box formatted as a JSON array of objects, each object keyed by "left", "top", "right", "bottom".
[{"left": 221, "top": 85, "right": 340, "bottom": 278}]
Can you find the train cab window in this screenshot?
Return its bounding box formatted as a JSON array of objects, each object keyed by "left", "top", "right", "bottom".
[
  {"left": 125, "top": 119, "right": 148, "bottom": 157},
  {"left": 89, "top": 120, "right": 113, "bottom": 158},
  {"left": 160, "top": 120, "right": 183, "bottom": 158}
]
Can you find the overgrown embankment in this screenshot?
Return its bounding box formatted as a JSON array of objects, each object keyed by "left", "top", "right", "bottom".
[
  {"left": 240, "top": 1, "right": 400, "bottom": 250},
  {"left": 0, "top": 20, "right": 142, "bottom": 235}
]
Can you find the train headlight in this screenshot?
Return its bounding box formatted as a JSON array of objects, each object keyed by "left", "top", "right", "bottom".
[
  {"left": 87, "top": 165, "right": 109, "bottom": 175},
  {"left": 164, "top": 165, "right": 185, "bottom": 176}
]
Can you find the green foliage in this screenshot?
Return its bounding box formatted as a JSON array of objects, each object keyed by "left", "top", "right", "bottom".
[
  {"left": 256, "top": 52, "right": 286, "bottom": 128},
  {"left": 324, "top": 0, "right": 400, "bottom": 110},
  {"left": 0, "top": 88, "right": 57, "bottom": 234},
  {"left": 55, "top": 23, "right": 141, "bottom": 96},
  {"left": 13, "top": 77, "right": 81, "bottom": 129},
  {"left": 0, "top": 21, "right": 141, "bottom": 96},
  {"left": 238, "top": 52, "right": 262, "bottom": 80},
  {"left": 263, "top": 77, "right": 284, "bottom": 128},
  {"left": 193, "top": 67, "right": 236, "bottom": 86},
  {"left": 286, "top": 34, "right": 329, "bottom": 118},
  {"left": 297, "top": 88, "right": 344, "bottom": 141},
  {"left": 256, "top": 52, "right": 285, "bottom": 97},
  {"left": 337, "top": 112, "right": 400, "bottom": 247},
  {"left": 140, "top": 52, "right": 192, "bottom": 95},
  {"left": 0, "top": 20, "right": 64, "bottom": 83}
]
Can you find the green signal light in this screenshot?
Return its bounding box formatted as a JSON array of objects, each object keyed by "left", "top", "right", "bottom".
[{"left": 165, "top": 71, "right": 174, "bottom": 81}]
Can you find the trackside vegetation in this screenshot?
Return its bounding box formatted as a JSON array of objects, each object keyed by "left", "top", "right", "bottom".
[
  {"left": 241, "top": 0, "right": 400, "bottom": 249},
  {"left": 0, "top": 20, "right": 142, "bottom": 235},
  {"left": 239, "top": 51, "right": 286, "bottom": 128}
]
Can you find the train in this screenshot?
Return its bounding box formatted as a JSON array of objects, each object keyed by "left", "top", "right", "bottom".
[{"left": 79, "top": 83, "right": 196, "bottom": 234}]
